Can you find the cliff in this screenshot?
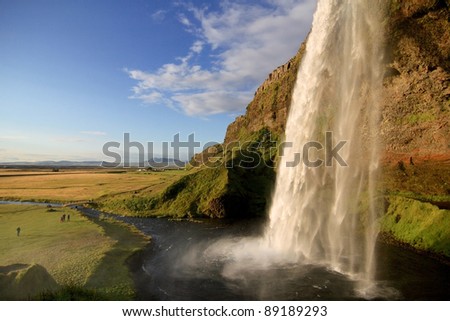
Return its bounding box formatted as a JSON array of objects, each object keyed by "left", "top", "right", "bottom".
[
  {"left": 100, "top": 1, "right": 449, "bottom": 257},
  {"left": 378, "top": 0, "right": 450, "bottom": 259},
  {"left": 225, "top": 0, "right": 449, "bottom": 162},
  {"left": 224, "top": 43, "right": 305, "bottom": 144},
  {"left": 382, "top": 0, "right": 450, "bottom": 160}
]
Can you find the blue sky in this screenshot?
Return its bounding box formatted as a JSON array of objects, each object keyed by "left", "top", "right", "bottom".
[{"left": 0, "top": 0, "right": 315, "bottom": 162}]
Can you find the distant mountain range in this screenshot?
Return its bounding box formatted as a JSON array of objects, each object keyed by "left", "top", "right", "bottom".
[
  {"left": 0, "top": 160, "right": 102, "bottom": 167},
  {"left": 0, "top": 158, "right": 186, "bottom": 168}
]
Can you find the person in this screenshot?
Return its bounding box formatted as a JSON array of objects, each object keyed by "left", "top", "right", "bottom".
[
  {"left": 16, "top": 227, "right": 21, "bottom": 237},
  {"left": 67, "top": 214, "right": 70, "bottom": 222}
]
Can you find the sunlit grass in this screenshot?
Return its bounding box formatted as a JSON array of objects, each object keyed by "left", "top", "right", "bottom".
[
  {"left": 0, "top": 204, "right": 149, "bottom": 299},
  {"left": 0, "top": 204, "right": 111, "bottom": 285},
  {"left": 0, "top": 169, "right": 187, "bottom": 203}
]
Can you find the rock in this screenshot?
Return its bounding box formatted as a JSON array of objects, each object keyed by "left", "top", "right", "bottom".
[{"left": 0, "top": 264, "right": 59, "bottom": 300}]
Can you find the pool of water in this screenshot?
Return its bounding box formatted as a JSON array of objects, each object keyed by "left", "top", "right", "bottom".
[{"left": 119, "top": 215, "right": 449, "bottom": 300}]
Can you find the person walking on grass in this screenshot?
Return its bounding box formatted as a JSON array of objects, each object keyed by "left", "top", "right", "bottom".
[{"left": 16, "top": 227, "right": 21, "bottom": 237}]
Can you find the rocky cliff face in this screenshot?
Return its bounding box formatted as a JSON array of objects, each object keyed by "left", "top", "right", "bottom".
[
  {"left": 225, "top": 0, "right": 449, "bottom": 163},
  {"left": 382, "top": 0, "right": 450, "bottom": 161},
  {"left": 224, "top": 43, "right": 306, "bottom": 144}
]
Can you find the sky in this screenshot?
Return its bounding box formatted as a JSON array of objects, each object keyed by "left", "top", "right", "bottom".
[{"left": 0, "top": 0, "right": 316, "bottom": 162}]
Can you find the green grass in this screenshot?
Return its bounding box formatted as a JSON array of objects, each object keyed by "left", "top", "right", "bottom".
[
  {"left": 157, "top": 166, "right": 229, "bottom": 217},
  {"left": 38, "top": 285, "right": 110, "bottom": 300},
  {"left": 100, "top": 167, "right": 229, "bottom": 217},
  {"left": 380, "top": 196, "right": 450, "bottom": 257},
  {"left": 405, "top": 112, "right": 436, "bottom": 125},
  {"left": 0, "top": 204, "right": 149, "bottom": 300},
  {"left": 380, "top": 160, "right": 450, "bottom": 257},
  {"left": 0, "top": 205, "right": 111, "bottom": 285},
  {"left": 83, "top": 217, "right": 150, "bottom": 299}
]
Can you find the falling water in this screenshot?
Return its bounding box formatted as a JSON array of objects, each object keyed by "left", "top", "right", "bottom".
[
  {"left": 264, "top": 0, "right": 385, "bottom": 288},
  {"left": 179, "top": 0, "right": 387, "bottom": 298}
]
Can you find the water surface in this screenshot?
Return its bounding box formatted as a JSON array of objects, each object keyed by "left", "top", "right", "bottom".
[{"left": 114, "top": 214, "right": 449, "bottom": 300}]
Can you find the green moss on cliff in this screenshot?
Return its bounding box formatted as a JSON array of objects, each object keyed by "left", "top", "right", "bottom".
[
  {"left": 0, "top": 264, "right": 59, "bottom": 300},
  {"left": 380, "top": 196, "right": 450, "bottom": 257}
]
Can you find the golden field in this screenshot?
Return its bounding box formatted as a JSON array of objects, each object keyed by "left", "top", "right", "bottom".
[{"left": 0, "top": 168, "right": 187, "bottom": 203}]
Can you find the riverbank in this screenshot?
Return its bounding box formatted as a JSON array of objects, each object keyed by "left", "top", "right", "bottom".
[
  {"left": 0, "top": 203, "right": 149, "bottom": 300},
  {"left": 378, "top": 232, "right": 450, "bottom": 266}
]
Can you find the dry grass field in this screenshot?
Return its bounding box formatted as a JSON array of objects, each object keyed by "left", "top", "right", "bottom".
[{"left": 0, "top": 168, "right": 187, "bottom": 203}]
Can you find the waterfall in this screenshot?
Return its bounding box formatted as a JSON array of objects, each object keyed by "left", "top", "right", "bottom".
[
  {"left": 195, "top": 0, "right": 387, "bottom": 298},
  {"left": 264, "top": 0, "right": 385, "bottom": 287}
]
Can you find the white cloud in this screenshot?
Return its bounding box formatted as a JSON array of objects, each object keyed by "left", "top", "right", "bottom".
[
  {"left": 190, "top": 40, "right": 204, "bottom": 54},
  {"left": 151, "top": 10, "right": 166, "bottom": 22},
  {"left": 178, "top": 13, "right": 192, "bottom": 27},
  {"left": 173, "top": 91, "right": 251, "bottom": 116},
  {"left": 128, "top": 0, "right": 316, "bottom": 116}
]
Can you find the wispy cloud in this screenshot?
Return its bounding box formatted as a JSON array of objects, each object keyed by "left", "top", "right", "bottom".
[
  {"left": 0, "top": 135, "right": 28, "bottom": 141},
  {"left": 178, "top": 13, "right": 192, "bottom": 27},
  {"left": 151, "top": 9, "right": 167, "bottom": 22},
  {"left": 127, "top": 0, "right": 316, "bottom": 117},
  {"left": 0, "top": 149, "right": 103, "bottom": 162},
  {"left": 55, "top": 136, "right": 89, "bottom": 143},
  {"left": 80, "top": 131, "right": 107, "bottom": 136}
]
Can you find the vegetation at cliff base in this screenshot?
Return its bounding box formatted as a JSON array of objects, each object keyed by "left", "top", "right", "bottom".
[{"left": 380, "top": 196, "right": 450, "bottom": 257}]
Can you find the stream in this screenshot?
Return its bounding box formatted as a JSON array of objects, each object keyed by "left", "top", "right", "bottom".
[{"left": 77, "top": 207, "right": 449, "bottom": 301}]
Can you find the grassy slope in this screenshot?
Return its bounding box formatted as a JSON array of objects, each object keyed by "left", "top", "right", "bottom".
[
  {"left": 97, "top": 170, "right": 194, "bottom": 216},
  {"left": 100, "top": 129, "right": 278, "bottom": 218},
  {"left": 0, "top": 204, "right": 148, "bottom": 299}
]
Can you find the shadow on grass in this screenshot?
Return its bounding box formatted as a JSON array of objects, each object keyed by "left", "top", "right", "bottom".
[{"left": 83, "top": 217, "right": 147, "bottom": 300}]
